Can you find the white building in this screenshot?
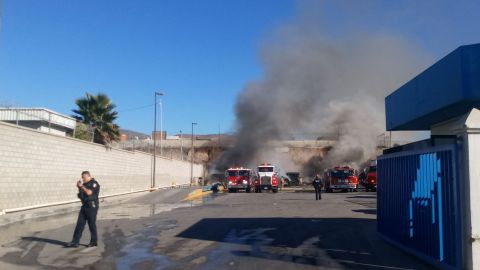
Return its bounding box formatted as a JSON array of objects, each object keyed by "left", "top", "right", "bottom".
[{"left": 0, "top": 108, "right": 76, "bottom": 137}]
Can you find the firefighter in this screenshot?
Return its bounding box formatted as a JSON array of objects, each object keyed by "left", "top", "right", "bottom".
[{"left": 312, "top": 174, "right": 322, "bottom": 200}]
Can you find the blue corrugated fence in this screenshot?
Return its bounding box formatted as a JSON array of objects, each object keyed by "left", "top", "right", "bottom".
[{"left": 378, "top": 144, "right": 461, "bottom": 269}]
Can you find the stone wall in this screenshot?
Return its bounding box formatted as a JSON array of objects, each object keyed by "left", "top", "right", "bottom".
[{"left": 0, "top": 121, "right": 204, "bottom": 212}]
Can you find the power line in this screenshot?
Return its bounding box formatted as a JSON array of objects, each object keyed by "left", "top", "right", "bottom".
[{"left": 117, "top": 103, "right": 155, "bottom": 113}]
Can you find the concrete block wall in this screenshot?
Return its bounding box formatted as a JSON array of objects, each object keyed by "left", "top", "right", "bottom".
[{"left": 0, "top": 121, "right": 204, "bottom": 212}]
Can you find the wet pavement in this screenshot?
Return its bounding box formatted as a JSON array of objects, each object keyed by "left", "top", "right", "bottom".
[{"left": 0, "top": 188, "right": 433, "bottom": 269}]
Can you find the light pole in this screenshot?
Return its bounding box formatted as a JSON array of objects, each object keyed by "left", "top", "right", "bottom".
[
  {"left": 180, "top": 130, "right": 183, "bottom": 161},
  {"left": 159, "top": 97, "right": 164, "bottom": 156},
  {"left": 153, "top": 91, "right": 164, "bottom": 188},
  {"left": 190, "top": 122, "right": 197, "bottom": 186},
  {"left": 133, "top": 136, "right": 139, "bottom": 151},
  {"left": 157, "top": 92, "right": 165, "bottom": 156}
]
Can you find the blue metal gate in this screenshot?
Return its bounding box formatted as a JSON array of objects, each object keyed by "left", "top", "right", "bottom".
[{"left": 377, "top": 144, "right": 462, "bottom": 269}]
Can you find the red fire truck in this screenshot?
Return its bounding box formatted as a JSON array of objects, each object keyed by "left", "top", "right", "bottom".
[
  {"left": 365, "top": 160, "right": 377, "bottom": 192},
  {"left": 254, "top": 164, "right": 280, "bottom": 193},
  {"left": 226, "top": 168, "right": 255, "bottom": 193},
  {"left": 324, "top": 166, "right": 359, "bottom": 193}
]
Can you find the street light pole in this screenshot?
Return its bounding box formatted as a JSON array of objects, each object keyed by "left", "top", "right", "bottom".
[
  {"left": 190, "top": 122, "right": 197, "bottom": 186},
  {"left": 180, "top": 130, "right": 183, "bottom": 161},
  {"left": 153, "top": 91, "right": 164, "bottom": 189},
  {"left": 159, "top": 97, "right": 164, "bottom": 156}
]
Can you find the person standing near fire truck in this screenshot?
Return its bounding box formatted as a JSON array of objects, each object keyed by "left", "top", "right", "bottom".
[{"left": 312, "top": 174, "right": 322, "bottom": 200}]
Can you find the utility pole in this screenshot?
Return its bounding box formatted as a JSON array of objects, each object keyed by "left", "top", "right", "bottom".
[
  {"left": 159, "top": 96, "right": 164, "bottom": 156},
  {"left": 180, "top": 130, "right": 183, "bottom": 161},
  {"left": 153, "top": 91, "right": 164, "bottom": 188},
  {"left": 389, "top": 131, "right": 392, "bottom": 148},
  {"left": 190, "top": 122, "right": 197, "bottom": 186},
  {"left": 157, "top": 92, "right": 165, "bottom": 157},
  {"left": 133, "top": 136, "right": 138, "bottom": 151}
]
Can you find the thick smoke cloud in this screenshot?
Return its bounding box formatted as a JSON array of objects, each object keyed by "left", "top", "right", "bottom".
[{"left": 215, "top": 2, "right": 430, "bottom": 173}]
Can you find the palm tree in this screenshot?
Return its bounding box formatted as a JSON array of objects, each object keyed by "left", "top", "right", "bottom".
[{"left": 72, "top": 93, "right": 120, "bottom": 145}]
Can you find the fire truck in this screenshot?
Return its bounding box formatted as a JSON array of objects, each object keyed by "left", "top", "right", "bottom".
[
  {"left": 225, "top": 167, "right": 255, "bottom": 193},
  {"left": 365, "top": 160, "right": 377, "bottom": 192},
  {"left": 324, "top": 166, "right": 359, "bottom": 192},
  {"left": 255, "top": 163, "right": 279, "bottom": 193}
]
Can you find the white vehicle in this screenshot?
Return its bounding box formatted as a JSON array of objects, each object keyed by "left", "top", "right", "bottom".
[{"left": 255, "top": 163, "right": 280, "bottom": 193}]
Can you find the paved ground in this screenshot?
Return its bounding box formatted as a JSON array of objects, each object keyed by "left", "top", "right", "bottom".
[{"left": 0, "top": 188, "right": 433, "bottom": 270}]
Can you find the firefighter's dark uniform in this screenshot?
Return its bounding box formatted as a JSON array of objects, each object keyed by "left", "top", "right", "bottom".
[
  {"left": 312, "top": 178, "right": 322, "bottom": 200},
  {"left": 71, "top": 179, "right": 100, "bottom": 246}
]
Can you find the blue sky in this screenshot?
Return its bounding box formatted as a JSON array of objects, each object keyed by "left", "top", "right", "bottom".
[
  {"left": 0, "top": 0, "right": 294, "bottom": 135},
  {"left": 1, "top": 0, "right": 480, "bottom": 135}
]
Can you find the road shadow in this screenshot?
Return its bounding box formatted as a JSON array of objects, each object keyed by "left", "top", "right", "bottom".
[
  {"left": 21, "top": 236, "right": 68, "bottom": 247},
  {"left": 352, "top": 209, "right": 377, "bottom": 215},
  {"left": 293, "top": 190, "right": 315, "bottom": 193},
  {"left": 324, "top": 192, "right": 361, "bottom": 195},
  {"left": 346, "top": 195, "right": 377, "bottom": 199},
  {"left": 177, "top": 217, "right": 431, "bottom": 269}
]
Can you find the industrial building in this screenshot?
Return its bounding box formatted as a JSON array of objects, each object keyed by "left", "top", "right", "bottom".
[{"left": 0, "top": 107, "right": 76, "bottom": 137}]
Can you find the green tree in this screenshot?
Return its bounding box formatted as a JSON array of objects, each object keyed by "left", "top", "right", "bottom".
[
  {"left": 74, "top": 122, "right": 93, "bottom": 142},
  {"left": 72, "top": 93, "right": 120, "bottom": 145}
]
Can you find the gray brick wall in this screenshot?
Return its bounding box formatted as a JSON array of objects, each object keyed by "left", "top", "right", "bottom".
[{"left": 0, "top": 121, "right": 204, "bottom": 211}]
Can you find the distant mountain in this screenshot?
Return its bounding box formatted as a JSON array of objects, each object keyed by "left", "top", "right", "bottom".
[{"left": 119, "top": 129, "right": 150, "bottom": 140}]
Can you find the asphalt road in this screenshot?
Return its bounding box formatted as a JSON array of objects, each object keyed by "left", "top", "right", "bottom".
[{"left": 0, "top": 188, "right": 433, "bottom": 270}]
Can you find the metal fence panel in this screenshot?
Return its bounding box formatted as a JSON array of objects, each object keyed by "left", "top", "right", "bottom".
[{"left": 377, "top": 145, "right": 461, "bottom": 269}]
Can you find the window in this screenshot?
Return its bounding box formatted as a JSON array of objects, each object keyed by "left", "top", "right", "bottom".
[
  {"left": 258, "top": 167, "right": 273, "bottom": 172},
  {"left": 331, "top": 170, "right": 353, "bottom": 178},
  {"left": 238, "top": 170, "right": 250, "bottom": 176}
]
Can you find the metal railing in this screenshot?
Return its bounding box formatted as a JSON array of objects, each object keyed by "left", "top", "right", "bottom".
[{"left": 0, "top": 107, "right": 76, "bottom": 137}]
